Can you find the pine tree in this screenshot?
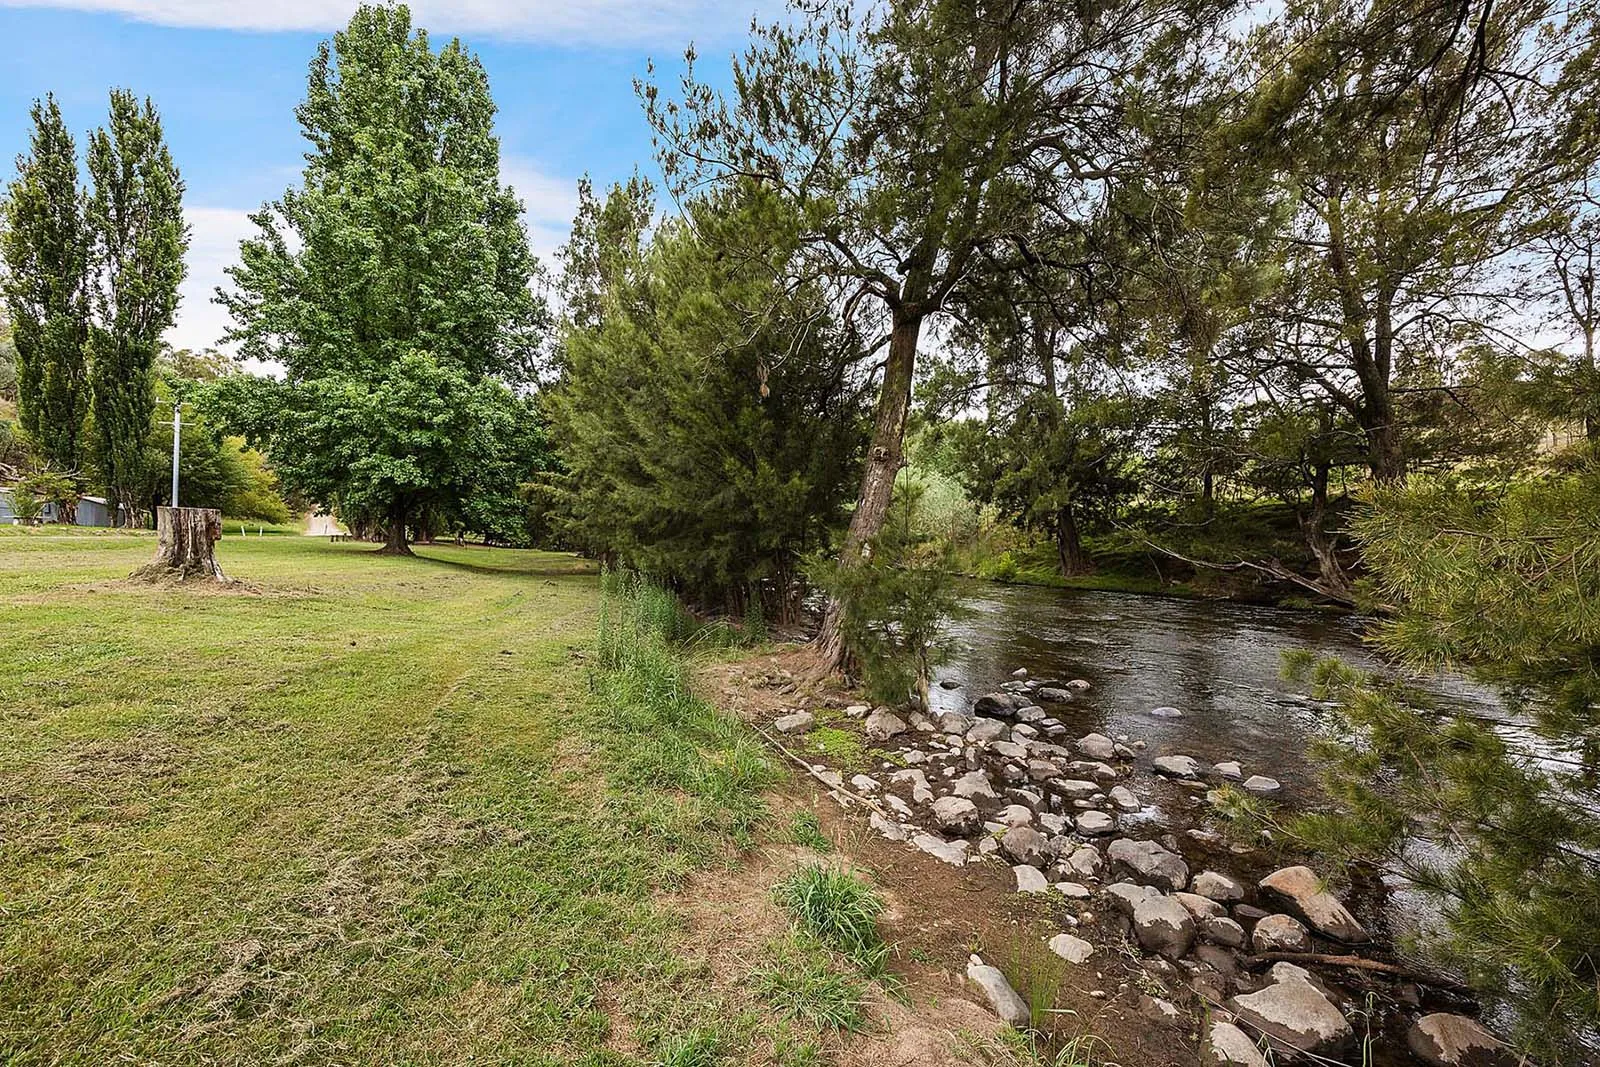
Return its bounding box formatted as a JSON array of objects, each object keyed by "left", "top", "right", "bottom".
[
  {"left": 1, "top": 94, "right": 90, "bottom": 472},
  {"left": 85, "top": 89, "right": 188, "bottom": 523},
  {"left": 217, "top": 4, "right": 544, "bottom": 553}
]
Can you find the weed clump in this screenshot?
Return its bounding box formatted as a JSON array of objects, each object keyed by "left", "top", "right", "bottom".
[{"left": 772, "top": 864, "right": 887, "bottom": 976}]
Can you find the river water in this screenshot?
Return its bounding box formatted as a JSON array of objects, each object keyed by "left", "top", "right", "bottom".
[{"left": 929, "top": 581, "right": 1506, "bottom": 802}]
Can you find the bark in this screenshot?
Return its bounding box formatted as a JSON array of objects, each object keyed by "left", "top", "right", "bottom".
[
  {"left": 131, "top": 506, "right": 226, "bottom": 581},
  {"left": 379, "top": 512, "right": 413, "bottom": 556},
  {"left": 1299, "top": 457, "right": 1353, "bottom": 599},
  {"left": 815, "top": 306, "right": 923, "bottom": 672},
  {"left": 1055, "top": 502, "right": 1090, "bottom": 577}
]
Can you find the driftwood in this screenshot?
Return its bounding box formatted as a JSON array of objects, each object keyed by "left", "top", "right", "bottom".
[
  {"left": 131, "top": 506, "right": 227, "bottom": 582},
  {"left": 1249, "top": 951, "right": 1474, "bottom": 993},
  {"left": 1131, "top": 534, "right": 1380, "bottom": 610}
]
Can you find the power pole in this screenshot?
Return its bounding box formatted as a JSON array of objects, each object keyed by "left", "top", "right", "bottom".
[{"left": 171, "top": 405, "right": 181, "bottom": 508}]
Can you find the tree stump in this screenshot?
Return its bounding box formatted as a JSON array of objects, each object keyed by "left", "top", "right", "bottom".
[{"left": 132, "top": 506, "right": 227, "bottom": 581}]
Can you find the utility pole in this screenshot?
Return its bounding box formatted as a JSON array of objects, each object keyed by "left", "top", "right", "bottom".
[{"left": 170, "top": 405, "right": 181, "bottom": 508}]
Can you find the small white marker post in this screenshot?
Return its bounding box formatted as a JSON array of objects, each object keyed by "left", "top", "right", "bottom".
[{"left": 170, "top": 405, "right": 181, "bottom": 508}]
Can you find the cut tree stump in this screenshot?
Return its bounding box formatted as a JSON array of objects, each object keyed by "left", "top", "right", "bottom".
[{"left": 131, "top": 506, "right": 227, "bottom": 582}]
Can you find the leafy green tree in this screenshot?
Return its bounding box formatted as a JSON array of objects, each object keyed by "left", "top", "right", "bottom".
[
  {"left": 217, "top": 4, "right": 544, "bottom": 553},
  {"left": 85, "top": 89, "right": 188, "bottom": 523},
  {"left": 0, "top": 307, "right": 17, "bottom": 403},
  {"left": 1, "top": 95, "right": 90, "bottom": 471},
  {"left": 646, "top": 0, "right": 1222, "bottom": 668},
  {"left": 548, "top": 182, "right": 864, "bottom": 619}
]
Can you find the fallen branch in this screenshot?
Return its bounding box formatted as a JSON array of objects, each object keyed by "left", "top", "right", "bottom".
[
  {"left": 1248, "top": 951, "right": 1474, "bottom": 993},
  {"left": 1128, "top": 533, "right": 1379, "bottom": 610},
  {"left": 752, "top": 723, "right": 897, "bottom": 822}
]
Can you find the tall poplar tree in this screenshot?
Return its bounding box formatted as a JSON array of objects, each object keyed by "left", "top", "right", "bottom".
[
  {"left": 218, "top": 4, "right": 543, "bottom": 554},
  {"left": 1, "top": 95, "right": 90, "bottom": 472},
  {"left": 86, "top": 89, "right": 188, "bottom": 522}
]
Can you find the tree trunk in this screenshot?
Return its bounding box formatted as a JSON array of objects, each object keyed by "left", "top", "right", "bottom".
[
  {"left": 131, "top": 506, "right": 226, "bottom": 581},
  {"left": 1299, "top": 459, "right": 1353, "bottom": 598},
  {"left": 815, "top": 307, "right": 923, "bottom": 672},
  {"left": 1056, "top": 502, "right": 1090, "bottom": 577},
  {"left": 379, "top": 512, "right": 412, "bottom": 556}
]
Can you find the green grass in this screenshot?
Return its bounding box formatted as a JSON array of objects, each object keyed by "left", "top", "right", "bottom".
[
  {"left": 786, "top": 811, "right": 832, "bottom": 853},
  {"left": 0, "top": 534, "right": 792, "bottom": 1065},
  {"left": 771, "top": 865, "right": 887, "bottom": 976},
  {"left": 751, "top": 933, "right": 868, "bottom": 1031}
]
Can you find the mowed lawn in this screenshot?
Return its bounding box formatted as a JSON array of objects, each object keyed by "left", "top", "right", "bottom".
[{"left": 0, "top": 532, "right": 772, "bottom": 1065}]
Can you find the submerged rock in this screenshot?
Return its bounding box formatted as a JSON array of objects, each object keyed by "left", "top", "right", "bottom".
[
  {"left": 1035, "top": 687, "right": 1074, "bottom": 703},
  {"left": 1150, "top": 705, "right": 1184, "bottom": 718},
  {"left": 966, "top": 955, "right": 1032, "bottom": 1028},
  {"left": 1259, "top": 866, "right": 1368, "bottom": 942},
  {"left": 1231, "top": 962, "right": 1352, "bottom": 1054}
]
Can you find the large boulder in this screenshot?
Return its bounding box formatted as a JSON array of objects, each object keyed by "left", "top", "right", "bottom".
[
  {"left": 931, "top": 795, "right": 981, "bottom": 835},
  {"left": 1132, "top": 894, "right": 1196, "bottom": 957},
  {"left": 1252, "top": 913, "right": 1313, "bottom": 954},
  {"left": 1406, "top": 1013, "right": 1514, "bottom": 1067},
  {"left": 1230, "top": 962, "right": 1352, "bottom": 1055},
  {"left": 1208, "top": 1022, "right": 1270, "bottom": 1067},
  {"left": 865, "top": 707, "right": 908, "bottom": 741},
  {"left": 1108, "top": 838, "right": 1190, "bottom": 892},
  {"left": 1104, "top": 881, "right": 1161, "bottom": 916},
  {"left": 1259, "top": 866, "right": 1368, "bottom": 942},
  {"left": 966, "top": 955, "right": 1031, "bottom": 1028}
]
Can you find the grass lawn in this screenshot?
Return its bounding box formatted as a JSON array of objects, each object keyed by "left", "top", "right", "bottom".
[{"left": 0, "top": 531, "right": 825, "bottom": 1066}]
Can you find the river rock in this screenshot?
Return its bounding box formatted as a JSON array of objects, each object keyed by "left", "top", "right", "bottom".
[
  {"left": 953, "top": 770, "right": 999, "bottom": 800},
  {"left": 1243, "top": 775, "right": 1281, "bottom": 794},
  {"left": 1014, "top": 864, "right": 1050, "bottom": 893},
  {"left": 866, "top": 708, "right": 908, "bottom": 741},
  {"left": 1075, "top": 810, "right": 1116, "bottom": 835},
  {"left": 1253, "top": 913, "right": 1313, "bottom": 953},
  {"left": 966, "top": 955, "right": 1032, "bottom": 1028},
  {"left": 1191, "top": 870, "right": 1247, "bottom": 903},
  {"left": 1215, "top": 760, "right": 1244, "bottom": 780},
  {"left": 1153, "top": 754, "right": 1204, "bottom": 779},
  {"left": 1011, "top": 667, "right": 1029, "bottom": 680},
  {"left": 1175, "top": 892, "right": 1225, "bottom": 920},
  {"left": 1067, "top": 760, "right": 1120, "bottom": 782},
  {"left": 1036, "top": 687, "right": 1073, "bottom": 703},
  {"left": 1109, "top": 785, "right": 1141, "bottom": 812},
  {"left": 1406, "top": 1013, "right": 1514, "bottom": 1067},
  {"left": 1203, "top": 915, "right": 1248, "bottom": 949},
  {"left": 974, "top": 692, "right": 1023, "bottom": 717},
  {"left": 773, "top": 710, "right": 814, "bottom": 734},
  {"left": 967, "top": 717, "right": 1009, "bottom": 744},
  {"left": 992, "top": 803, "right": 1030, "bottom": 828},
  {"left": 1001, "top": 825, "right": 1049, "bottom": 866},
  {"left": 1077, "top": 733, "right": 1117, "bottom": 760},
  {"left": 1132, "top": 894, "right": 1196, "bottom": 957},
  {"left": 931, "top": 795, "right": 981, "bottom": 834},
  {"left": 1208, "top": 1022, "right": 1271, "bottom": 1067},
  {"left": 1048, "top": 932, "right": 1095, "bottom": 964},
  {"left": 1109, "top": 838, "right": 1190, "bottom": 892},
  {"left": 1105, "top": 881, "right": 1162, "bottom": 915},
  {"left": 1048, "top": 778, "right": 1100, "bottom": 801},
  {"left": 891, "top": 768, "right": 935, "bottom": 804},
  {"left": 1038, "top": 812, "right": 1067, "bottom": 834},
  {"left": 991, "top": 740, "right": 1029, "bottom": 761},
  {"left": 1064, "top": 845, "right": 1104, "bottom": 879},
  {"left": 1055, "top": 880, "right": 1092, "bottom": 898},
  {"left": 1028, "top": 758, "right": 1063, "bottom": 782},
  {"left": 1231, "top": 962, "right": 1352, "bottom": 1054},
  {"left": 1259, "top": 866, "right": 1368, "bottom": 942},
  {"left": 934, "top": 710, "right": 970, "bottom": 733},
  {"left": 1151, "top": 705, "right": 1184, "bottom": 718}
]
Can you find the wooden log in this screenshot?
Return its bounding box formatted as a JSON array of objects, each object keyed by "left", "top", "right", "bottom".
[{"left": 131, "top": 506, "right": 227, "bottom": 582}]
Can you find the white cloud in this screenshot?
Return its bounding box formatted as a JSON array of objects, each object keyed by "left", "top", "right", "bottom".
[
  {"left": 170, "top": 158, "right": 579, "bottom": 363},
  {"left": 0, "top": 0, "right": 763, "bottom": 46}
]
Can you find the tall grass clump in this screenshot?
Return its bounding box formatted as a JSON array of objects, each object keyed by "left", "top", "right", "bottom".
[
  {"left": 594, "top": 569, "right": 777, "bottom": 844},
  {"left": 772, "top": 864, "right": 888, "bottom": 976}
]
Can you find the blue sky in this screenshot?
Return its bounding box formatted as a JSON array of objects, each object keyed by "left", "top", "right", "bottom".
[{"left": 0, "top": 1, "right": 759, "bottom": 353}]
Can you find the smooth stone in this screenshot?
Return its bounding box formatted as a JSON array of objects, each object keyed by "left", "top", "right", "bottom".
[
  {"left": 1035, "top": 687, "right": 1073, "bottom": 703},
  {"left": 1132, "top": 894, "right": 1196, "bottom": 957},
  {"left": 865, "top": 708, "right": 908, "bottom": 741},
  {"left": 911, "top": 832, "right": 970, "bottom": 866},
  {"left": 1108, "top": 838, "right": 1190, "bottom": 893},
  {"left": 1153, "top": 754, "right": 1204, "bottom": 779},
  {"left": 1011, "top": 668, "right": 1029, "bottom": 680},
  {"left": 991, "top": 740, "right": 1029, "bottom": 760},
  {"left": 773, "top": 710, "right": 814, "bottom": 734},
  {"left": 1243, "top": 775, "right": 1281, "bottom": 794},
  {"left": 1215, "top": 760, "right": 1244, "bottom": 780},
  {"left": 1192, "top": 870, "right": 1248, "bottom": 903},
  {"left": 1067, "top": 678, "right": 1091, "bottom": 690},
  {"left": 1208, "top": 1022, "right": 1271, "bottom": 1067},
  {"left": 1076, "top": 733, "right": 1117, "bottom": 760},
  {"left": 1050, "top": 778, "right": 1100, "bottom": 800},
  {"left": 1406, "top": 1013, "right": 1513, "bottom": 1067},
  {"left": 973, "top": 692, "right": 1023, "bottom": 717},
  {"left": 1054, "top": 880, "right": 1092, "bottom": 899},
  {"left": 1231, "top": 962, "right": 1353, "bottom": 1054},
  {"left": 1259, "top": 866, "right": 1368, "bottom": 942},
  {"left": 931, "top": 795, "right": 981, "bottom": 834},
  {"left": 1203, "top": 915, "right": 1248, "bottom": 949},
  {"left": 1075, "top": 810, "right": 1117, "bottom": 835},
  {"left": 1150, "top": 705, "right": 1184, "bottom": 718},
  {"left": 1109, "top": 785, "right": 1141, "bottom": 812},
  {"left": 1253, "top": 913, "right": 1313, "bottom": 953},
  {"left": 1014, "top": 864, "right": 1050, "bottom": 893},
  {"left": 966, "top": 955, "right": 1032, "bottom": 1028},
  {"left": 1048, "top": 932, "right": 1095, "bottom": 964}
]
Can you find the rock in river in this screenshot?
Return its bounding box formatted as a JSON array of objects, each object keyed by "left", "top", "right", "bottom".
[
  {"left": 1077, "top": 732, "right": 1117, "bottom": 760},
  {"left": 1153, "top": 754, "right": 1204, "bottom": 779},
  {"left": 1109, "top": 838, "right": 1190, "bottom": 892},
  {"left": 1259, "top": 866, "right": 1368, "bottom": 942},
  {"left": 1075, "top": 810, "right": 1116, "bottom": 835},
  {"left": 912, "top": 832, "right": 969, "bottom": 866},
  {"left": 1109, "top": 785, "right": 1142, "bottom": 812},
  {"left": 1035, "top": 687, "right": 1074, "bottom": 703},
  {"left": 966, "top": 955, "right": 1032, "bottom": 1028},
  {"left": 1231, "top": 962, "right": 1352, "bottom": 1055},
  {"left": 1406, "top": 1013, "right": 1514, "bottom": 1067}
]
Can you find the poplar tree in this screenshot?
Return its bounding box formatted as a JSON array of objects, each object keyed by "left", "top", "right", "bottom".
[
  {"left": 1, "top": 95, "right": 90, "bottom": 472},
  {"left": 85, "top": 89, "right": 188, "bottom": 522},
  {"left": 218, "top": 4, "right": 543, "bottom": 554}
]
